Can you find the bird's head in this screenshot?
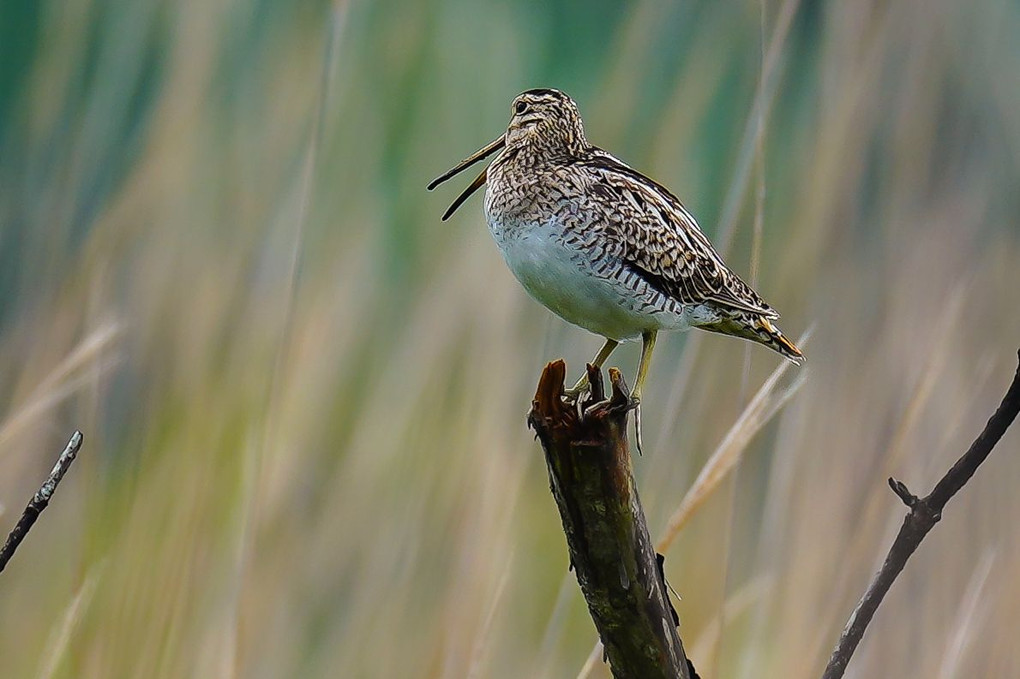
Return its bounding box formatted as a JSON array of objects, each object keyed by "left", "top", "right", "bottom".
[
  {"left": 504, "top": 89, "right": 588, "bottom": 154},
  {"left": 427, "top": 88, "right": 588, "bottom": 220}
]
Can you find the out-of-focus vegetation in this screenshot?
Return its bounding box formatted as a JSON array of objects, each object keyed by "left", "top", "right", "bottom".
[{"left": 1, "top": 0, "right": 1019, "bottom": 677}]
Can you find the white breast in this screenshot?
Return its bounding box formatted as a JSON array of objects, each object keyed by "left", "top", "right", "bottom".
[{"left": 485, "top": 211, "right": 690, "bottom": 341}]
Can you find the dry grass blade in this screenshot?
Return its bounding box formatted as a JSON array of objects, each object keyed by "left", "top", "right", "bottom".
[
  {"left": 36, "top": 561, "right": 105, "bottom": 679},
  {"left": 466, "top": 555, "right": 514, "bottom": 679},
  {"left": 656, "top": 330, "right": 811, "bottom": 554},
  {"left": 741, "top": 0, "right": 770, "bottom": 402},
  {"left": 575, "top": 642, "right": 605, "bottom": 679},
  {"left": 0, "top": 322, "right": 120, "bottom": 451},
  {"left": 232, "top": 4, "right": 348, "bottom": 671},
  {"left": 716, "top": 0, "right": 802, "bottom": 253},
  {"left": 937, "top": 550, "right": 996, "bottom": 679},
  {"left": 534, "top": 573, "right": 576, "bottom": 677},
  {"left": 690, "top": 575, "right": 773, "bottom": 665}
]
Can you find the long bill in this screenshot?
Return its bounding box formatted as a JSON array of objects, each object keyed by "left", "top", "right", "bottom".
[
  {"left": 427, "top": 135, "right": 505, "bottom": 191},
  {"left": 427, "top": 135, "right": 505, "bottom": 221},
  {"left": 440, "top": 166, "right": 488, "bottom": 221}
]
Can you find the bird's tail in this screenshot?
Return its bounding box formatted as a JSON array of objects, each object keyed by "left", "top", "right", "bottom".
[{"left": 696, "top": 313, "right": 804, "bottom": 365}]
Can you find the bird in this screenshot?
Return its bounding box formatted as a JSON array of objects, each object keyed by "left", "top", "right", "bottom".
[{"left": 428, "top": 88, "right": 802, "bottom": 451}]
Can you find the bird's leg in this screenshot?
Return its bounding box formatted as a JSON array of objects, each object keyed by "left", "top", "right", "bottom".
[
  {"left": 563, "top": 338, "right": 619, "bottom": 401},
  {"left": 631, "top": 330, "right": 657, "bottom": 455}
]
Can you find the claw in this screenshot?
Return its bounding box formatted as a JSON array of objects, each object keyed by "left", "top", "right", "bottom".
[{"left": 581, "top": 398, "right": 611, "bottom": 419}]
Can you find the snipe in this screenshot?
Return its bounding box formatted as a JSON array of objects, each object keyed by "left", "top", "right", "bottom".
[{"left": 429, "top": 88, "right": 802, "bottom": 451}]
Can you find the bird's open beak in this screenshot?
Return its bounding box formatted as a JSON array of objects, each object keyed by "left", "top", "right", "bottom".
[{"left": 427, "top": 135, "right": 505, "bottom": 221}]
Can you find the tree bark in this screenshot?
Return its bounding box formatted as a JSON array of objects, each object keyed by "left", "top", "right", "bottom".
[{"left": 528, "top": 361, "right": 693, "bottom": 679}]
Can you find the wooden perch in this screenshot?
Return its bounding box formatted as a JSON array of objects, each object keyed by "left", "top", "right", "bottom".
[
  {"left": 528, "top": 361, "right": 694, "bottom": 679},
  {"left": 822, "top": 349, "right": 1020, "bottom": 679}
]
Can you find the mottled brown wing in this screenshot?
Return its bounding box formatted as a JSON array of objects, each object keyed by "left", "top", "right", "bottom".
[{"left": 577, "top": 152, "right": 778, "bottom": 318}]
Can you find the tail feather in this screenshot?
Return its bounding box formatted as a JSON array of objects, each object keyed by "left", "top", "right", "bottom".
[
  {"left": 757, "top": 317, "right": 804, "bottom": 364},
  {"left": 695, "top": 313, "right": 804, "bottom": 365}
]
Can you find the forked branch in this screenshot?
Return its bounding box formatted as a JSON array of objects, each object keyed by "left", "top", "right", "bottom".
[
  {"left": 528, "top": 362, "right": 695, "bottom": 679},
  {"left": 822, "top": 350, "right": 1020, "bottom": 679}
]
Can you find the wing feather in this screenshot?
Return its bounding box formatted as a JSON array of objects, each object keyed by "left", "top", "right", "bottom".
[{"left": 575, "top": 151, "right": 778, "bottom": 318}]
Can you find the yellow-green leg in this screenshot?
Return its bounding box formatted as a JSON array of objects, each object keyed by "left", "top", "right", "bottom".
[
  {"left": 632, "top": 330, "right": 657, "bottom": 455},
  {"left": 564, "top": 338, "right": 619, "bottom": 400}
]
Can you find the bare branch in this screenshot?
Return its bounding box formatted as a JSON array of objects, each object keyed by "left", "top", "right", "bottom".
[
  {"left": 528, "top": 362, "right": 695, "bottom": 679},
  {"left": 0, "top": 431, "right": 84, "bottom": 575},
  {"left": 822, "top": 350, "right": 1020, "bottom": 679}
]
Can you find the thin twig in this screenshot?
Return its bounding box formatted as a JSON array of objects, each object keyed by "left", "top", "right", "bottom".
[
  {"left": 0, "top": 431, "right": 84, "bottom": 574},
  {"left": 821, "top": 349, "right": 1020, "bottom": 679}
]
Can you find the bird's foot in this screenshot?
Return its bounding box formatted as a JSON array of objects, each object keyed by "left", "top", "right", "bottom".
[
  {"left": 562, "top": 385, "right": 587, "bottom": 403},
  {"left": 580, "top": 397, "right": 610, "bottom": 419},
  {"left": 562, "top": 372, "right": 595, "bottom": 403}
]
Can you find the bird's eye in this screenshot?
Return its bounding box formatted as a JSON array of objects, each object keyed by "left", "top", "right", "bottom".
[{"left": 514, "top": 101, "right": 528, "bottom": 115}]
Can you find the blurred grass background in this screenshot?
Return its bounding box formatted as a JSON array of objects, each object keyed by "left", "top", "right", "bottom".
[{"left": 1, "top": 0, "right": 1019, "bottom": 677}]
